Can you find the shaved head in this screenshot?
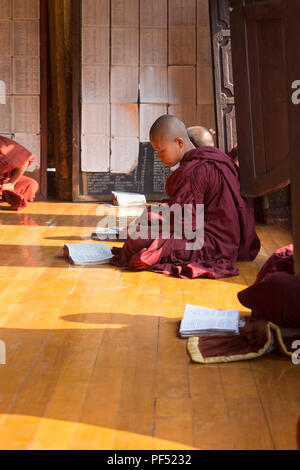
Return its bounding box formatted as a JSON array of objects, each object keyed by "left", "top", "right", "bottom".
[
  {"left": 187, "top": 126, "right": 215, "bottom": 148},
  {"left": 149, "top": 115, "right": 195, "bottom": 168},
  {"left": 150, "top": 114, "right": 189, "bottom": 142}
]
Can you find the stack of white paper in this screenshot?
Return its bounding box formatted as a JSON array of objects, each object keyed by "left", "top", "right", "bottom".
[
  {"left": 112, "top": 191, "right": 147, "bottom": 207},
  {"left": 180, "top": 305, "right": 240, "bottom": 338},
  {"left": 64, "top": 243, "right": 113, "bottom": 266}
]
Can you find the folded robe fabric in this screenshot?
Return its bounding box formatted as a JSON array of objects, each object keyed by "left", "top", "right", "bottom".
[
  {"left": 111, "top": 146, "right": 260, "bottom": 279},
  {"left": 188, "top": 245, "right": 300, "bottom": 363},
  {"left": 0, "top": 135, "right": 38, "bottom": 210}
]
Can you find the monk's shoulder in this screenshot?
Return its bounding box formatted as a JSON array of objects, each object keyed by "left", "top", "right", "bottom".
[{"left": 189, "top": 160, "right": 222, "bottom": 185}]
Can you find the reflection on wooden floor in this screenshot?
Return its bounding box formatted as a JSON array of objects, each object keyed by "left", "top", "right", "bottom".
[{"left": 0, "top": 202, "right": 297, "bottom": 450}]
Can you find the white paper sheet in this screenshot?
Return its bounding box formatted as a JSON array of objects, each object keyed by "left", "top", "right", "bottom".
[
  {"left": 180, "top": 305, "right": 239, "bottom": 337},
  {"left": 64, "top": 243, "right": 113, "bottom": 265}
]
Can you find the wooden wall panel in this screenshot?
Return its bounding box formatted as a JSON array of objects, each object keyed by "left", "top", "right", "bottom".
[
  {"left": 140, "top": 0, "right": 167, "bottom": 27},
  {"left": 140, "top": 104, "right": 167, "bottom": 142},
  {"left": 140, "top": 28, "right": 167, "bottom": 65},
  {"left": 111, "top": 28, "right": 139, "bottom": 65},
  {"left": 76, "top": 0, "right": 215, "bottom": 198},
  {"left": 82, "top": 0, "right": 110, "bottom": 26},
  {"left": 197, "top": 64, "right": 214, "bottom": 104},
  {"left": 110, "top": 66, "right": 139, "bottom": 103},
  {"left": 168, "top": 28, "right": 196, "bottom": 65},
  {"left": 168, "top": 104, "right": 197, "bottom": 128},
  {"left": 81, "top": 103, "right": 110, "bottom": 135},
  {"left": 81, "top": 135, "right": 110, "bottom": 172},
  {"left": 111, "top": 0, "right": 139, "bottom": 27},
  {"left": 82, "top": 27, "right": 110, "bottom": 65},
  {"left": 82, "top": 65, "right": 110, "bottom": 102},
  {"left": 110, "top": 137, "right": 139, "bottom": 174},
  {"left": 169, "top": 0, "right": 196, "bottom": 27},
  {"left": 0, "top": 1, "right": 11, "bottom": 18},
  {"left": 168, "top": 66, "right": 196, "bottom": 104},
  {"left": 111, "top": 104, "right": 139, "bottom": 138},
  {"left": 140, "top": 66, "right": 168, "bottom": 103}
]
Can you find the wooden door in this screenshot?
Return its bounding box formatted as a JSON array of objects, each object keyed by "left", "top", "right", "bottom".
[
  {"left": 230, "top": 0, "right": 290, "bottom": 197},
  {"left": 230, "top": 0, "right": 300, "bottom": 275},
  {"left": 286, "top": 1, "right": 300, "bottom": 276},
  {"left": 210, "top": 0, "right": 236, "bottom": 154}
]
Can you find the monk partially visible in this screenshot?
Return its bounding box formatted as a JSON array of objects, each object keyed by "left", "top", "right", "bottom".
[
  {"left": 0, "top": 135, "right": 39, "bottom": 210},
  {"left": 188, "top": 125, "right": 239, "bottom": 166},
  {"left": 187, "top": 125, "right": 215, "bottom": 148},
  {"left": 111, "top": 115, "right": 260, "bottom": 279}
]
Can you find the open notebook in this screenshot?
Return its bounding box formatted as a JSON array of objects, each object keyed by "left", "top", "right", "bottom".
[
  {"left": 180, "top": 305, "right": 240, "bottom": 338},
  {"left": 63, "top": 243, "right": 113, "bottom": 266}
]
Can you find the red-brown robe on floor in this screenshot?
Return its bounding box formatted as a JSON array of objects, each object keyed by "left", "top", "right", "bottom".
[
  {"left": 111, "top": 146, "right": 260, "bottom": 279},
  {"left": 0, "top": 135, "right": 39, "bottom": 210},
  {"left": 188, "top": 245, "right": 300, "bottom": 364}
]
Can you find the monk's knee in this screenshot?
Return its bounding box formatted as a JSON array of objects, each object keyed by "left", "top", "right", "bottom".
[
  {"left": 31, "top": 178, "right": 39, "bottom": 194},
  {"left": 15, "top": 176, "right": 39, "bottom": 201},
  {"left": 28, "top": 178, "right": 39, "bottom": 200}
]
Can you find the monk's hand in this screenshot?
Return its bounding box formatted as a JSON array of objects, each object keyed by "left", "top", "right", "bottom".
[
  {"left": 2, "top": 183, "right": 15, "bottom": 192},
  {"left": 241, "top": 319, "right": 268, "bottom": 345}
]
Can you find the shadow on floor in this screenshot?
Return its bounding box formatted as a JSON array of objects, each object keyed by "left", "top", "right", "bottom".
[
  {"left": 0, "top": 212, "right": 105, "bottom": 227},
  {"left": 0, "top": 311, "right": 298, "bottom": 449}
]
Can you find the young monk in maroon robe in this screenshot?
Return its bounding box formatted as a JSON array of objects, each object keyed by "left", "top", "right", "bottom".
[
  {"left": 0, "top": 135, "right": 39, "bottom": 210},
  {"left": 111, "top": 115, "right": 260, "bottom": 279}
]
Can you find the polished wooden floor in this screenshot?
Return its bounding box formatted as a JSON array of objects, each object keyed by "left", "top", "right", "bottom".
[{"left": 0, "top": 201, "right": 297, "bottom": 450}]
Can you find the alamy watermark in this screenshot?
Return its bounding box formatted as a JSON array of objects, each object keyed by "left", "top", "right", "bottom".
[
  {"left": 0, "top": 340, "right": 6, "bottom": 365},
  {"left": 96, "top": 203, "right": 204, "bottom": 251},
  {"left": 291, "top": 340, "right": 300, "bottom": 365},
  {"left": 291, "top": 80, "right": 300, "bottom": 105},
  {"left": 0, "top": 80, "right": 6, "bottom": 105}
]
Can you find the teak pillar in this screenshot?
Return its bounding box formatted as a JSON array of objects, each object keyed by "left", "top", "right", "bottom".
[{"left": 47, "top": 0, "right": 73, "bottom": 200}]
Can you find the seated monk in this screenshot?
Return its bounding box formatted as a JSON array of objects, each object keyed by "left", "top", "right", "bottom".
[
  {"left": 111, "top": 114, "right": 260, "bottom": 279},
  {"left": 0, "top": 135, "right": 39, "bottom": 211},
  {"left": 187, "top": 125, "right": 215, "bottom": 148},
  {"left": 188, "top": 125, "right": 239, "bottom": 166}
]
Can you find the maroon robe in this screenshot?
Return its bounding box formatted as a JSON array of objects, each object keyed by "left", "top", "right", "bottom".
[
  {"left": 188, "top": 245, "right": 300, "bottom": 364},
  {"left": 0, "top": 135, "right": 39, "bottom": 210},
  {"left": 112, "top": 146, "right": 260, "bottom": 279},
  {"left": 238, "top": 245, "right": 300, "bottom": 330}
]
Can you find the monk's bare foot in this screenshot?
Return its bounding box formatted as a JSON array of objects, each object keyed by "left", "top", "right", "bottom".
[
  {"left": 2, "top": 183, "right": 15, "bottom": 191},
  {"left": 241, "top": 320, "right": 268, "bottom": 345}
]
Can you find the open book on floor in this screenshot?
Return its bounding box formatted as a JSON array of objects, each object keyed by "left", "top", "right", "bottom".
[
  {"left": 179, "top": 305, "right": 240, "bottom": 338},
  {"left": 112, "top": 191, "right": 147, "bottom": 207},
  {"left": 91, "top": 227, "right": 128, "bottom": 241},
  {"left": 63, "top": 243, "right": 113, "bottom": 266}
]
